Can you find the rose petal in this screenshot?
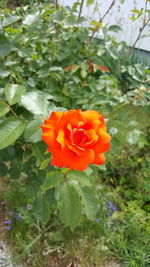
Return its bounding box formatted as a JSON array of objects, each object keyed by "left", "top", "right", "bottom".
[
  {"left": 50, "top": 147, "right": 94, "bottom": 171},
  {"left": 93, "top": 153, "right": 106, "bottom": 165}
]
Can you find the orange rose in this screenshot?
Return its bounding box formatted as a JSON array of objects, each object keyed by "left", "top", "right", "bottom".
[{"left": 41, "top": 110, "right": 111, "bottom": 171}]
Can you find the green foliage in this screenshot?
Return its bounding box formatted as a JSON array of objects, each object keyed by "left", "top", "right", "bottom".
[
  {"left": 0, "top": 117, "right": 26, "bottom": 150},
  {"left": 56, "top": 181, "right": 82, "bottom": 230},
  {"left": 0, "top": 1, "right": 149, "bottom": 266}
]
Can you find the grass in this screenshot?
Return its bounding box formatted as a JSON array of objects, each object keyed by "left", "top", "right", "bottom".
[{"left": 1, "top": 174, "right": 150, "bottom": 266}]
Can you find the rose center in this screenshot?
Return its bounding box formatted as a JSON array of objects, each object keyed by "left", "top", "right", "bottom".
[{"left": 72, "top": 128, "right": 87, "bottom": 145}]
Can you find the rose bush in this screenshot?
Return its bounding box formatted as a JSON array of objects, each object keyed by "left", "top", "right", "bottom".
[{"left": 41, "top": 109, "right": 111, "bottom": 171}]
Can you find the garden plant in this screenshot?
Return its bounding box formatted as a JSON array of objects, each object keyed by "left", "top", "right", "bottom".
[{"left": 0, "top": 0, "right": 150, "bottom": 266}]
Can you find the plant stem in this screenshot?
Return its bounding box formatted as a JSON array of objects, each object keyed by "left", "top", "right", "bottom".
[
  {"left": 133, "top": 0, "right": 149, "bottom": 48},
  {"left": 0, "top": 99, "right": 18, "bottom": 118},
  {"left": 88, "top": 0, "right": 115, "bottom": 43},
  {"left": 114, "top": 0, "right": 150, "bottom": 79},
  {"left": 77, "top": 0, "right": 84, "bottom": 23},
  {"left": 56, "top": 0, "right": 58, "bottom": 9}
]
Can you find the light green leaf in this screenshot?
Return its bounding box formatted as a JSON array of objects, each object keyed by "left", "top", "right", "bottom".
[
  {"left": 5, "top": 84, "right": 26, "bottom": 105},
  {"left": 23, "top": 13, "right": 40, "bottom": 26},
  {"left": 80, "top": 187, "right": 98, "bottom": 220},
  {"left": 0, "top": 34, "right": 11, "bottom": 57},
  {"left": 39, "top": 158, "right": 50, "bottom": 170},
  {"left": 131, "top": 9, "right": 140, "bottom": 14},
  {"left": 81, "top": 69, "right": 87, "bottom": 78},
  {"left": 56, "top": 182, "right": 82, "bottom": 230},
  {"left": 33, "top": 194, "right": 50, "bottom": 224},
  {"left": 68, "top": 170, "right": 91, "bottom": 187},
  {"left": 3, "top": 15, "right": 20, "bottom": 27},
  {"left": 109, "top": 127, "right": 118, "bottom": 135},
  {"left": 0, "top": 102, "right": 9, "bottom": 117},
  {"left": 0, "top": 68, "right": 9, "bottom": 78},
  {"left": 20, "top": 90, "right": 53, "bottom": 116},
  {"left": 127, "top": 129, "right": 141, "bottom": 144},
  {"left": 0, "top": 117, "right": 26, "bottom": 150},
  {"left": 90, "top": 21, "right": 102, "bottom": 28},
  {"left": 42, "top": 171, "right": 64, "bottom": 191},
  {"left": 86, "top": 0, "right": 94, "bottom": 6},
  {"left": 24, "top": 117, "right": 44, "bottom": 143}
]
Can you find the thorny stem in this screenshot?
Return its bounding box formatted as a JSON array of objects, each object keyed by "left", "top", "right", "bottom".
[
  {"left": 88, "top": 0, "right": 115, "bottom": 43},
  {"left": 77, "top": 0, "right": 85, "bottom": 23},
  {"left": 55, "top": 0, "right": 58, "bottom": 9},
  {"left": 0, "top": 98, "right": 18, "bottom": 118},
  {"left": 114, "top": 0, "right": 150, "bottom": 79},
  {"left": 133, "top": 0, "right": 149, "bottom": 48}
]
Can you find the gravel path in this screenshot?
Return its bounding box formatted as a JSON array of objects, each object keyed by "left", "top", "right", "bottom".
[{"left": 0, "top": 241, "right": 16, "bottom": 267}]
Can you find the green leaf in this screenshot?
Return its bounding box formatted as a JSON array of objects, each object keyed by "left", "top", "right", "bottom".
[
  {"left": 39, "top": 158, "right": 50, "bottom": 170},
  {"left": 0, "top": 34, "right": 11, "bottom": 57},
  {"left": 20, "top": 90, "right": 53, "bottom": 116},
  {"left": 80, "top": 187, "right": 98, "bottom": 220},
  {"left": 0, "top": 162, "right": 8, "bottom": 177},
  {"left": 81, "top": 69, "right": 87, "bottom": 78},
  {"left": 0, "top": 102, "right": 9, "bottom": 117},
  {"left": 33, "top": 194, "right": 50, "bottom": 224},
  {"left": 42, "top": 171, "right": 64, "bottom": 191},
  {"left": 127, "top": 129, "right": 141, "bottom": 144},
  {"left": 90, "top": 21, "right": 102, "bottom": 28},
  {"left": 22, "top": 12, "right": 39, "bottom": 26},
  {"left": 32, "top": 142, "right": 47, "bottom": 163},
  {"left": 56, "top": 182, "right": 82, "bottom": 230},
  {"left": 131, "top": 9, "right": 140, "bottom": 14},
  {"left": 86, "top": 0, "right": 94, "bottom": 6},
  {"left": 45, "top": 189, "right": 55, "bottom": 205},
  {"left": 26, "top": 181, "right": 40, "bottom": 198},
  {"left": 0, "top": 117, "right": 26, "bottom": 150},
  {"left": 65, "top": 14, "right": 76, "bottom": 26},
  {"left": 67, "top": 170, "right": 91, "bottom": 187},
  {"left": 143, "top": 203, "right": 150, "bottom": 212},
  {"left": 24, "top": 118, "right": 44, "bottom": 143},
  {"left": 5, "top": 84, "right": 26, "bottom": 105},
  {"left": 9, "top": 159, "right": 21, "bottom": 180},
  {"left": 0, "top": 68, "right": 9, "bottom": 78},
  {"left": 23, "top": 13, "right": 40, "bottom": 26},
  {"left": 3, "top": 15, "right": 20, "bottom": 27},
  {"left": 108, "top": 25, "right": 122, "bottom": 32}
]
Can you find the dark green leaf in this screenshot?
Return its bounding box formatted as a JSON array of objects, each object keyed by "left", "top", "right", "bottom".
[
  {"left": 0, "top": 34, "right": 11, "bottom": 57},
  {"left": 0, "top": 117, "right": 26, "bottom": 150},
  {"left": 32, "top": 142, "right": 47, "bottom": 163},
  {"left": 9, "top": 159, "right": 21, "bottom": 180},
  {"left": 24, "top": 118, "right": 44, "bottom": 143},
  {"left": 45, "top": 189, "right": 55, "bottom": 204},
  {"left": 68, "top": 170, "right": 91, "bottom": 186},
  {"left": 108, "top": 25, "right": 122, "bottom": 32},
  {"left": 0, "top": 162, "right": 8, "bottom": 177},
  {"left": 56, "top": 182, "right": 82, "bottom": 230},
  {"left": 26, "top": 181, "right": 41, "bottom": 198},
  {"left": 80, "top": 187, "right": 98, "bottom": 220},
  {"left": 33, "top": 194, "right": 50, "bottom": 224},
  {"left": 42, "top": 171, "right": 64, "bottom": 191}
]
